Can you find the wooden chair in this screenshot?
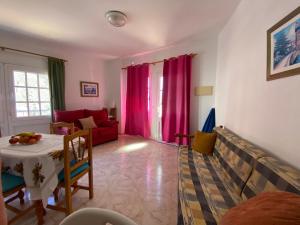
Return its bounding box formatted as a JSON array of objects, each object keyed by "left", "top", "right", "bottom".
[
  {"left": 50, "top": 122, "right": 76, "bottom": 202},
  {"left": 1, "top": 172, "right": 41, "bottom": 224},
  {"left": 47, "top": 129, "right": 93, "bottom": 215},
  {"left": 50, "top": 122, "right": 75, "bottom": 135}
]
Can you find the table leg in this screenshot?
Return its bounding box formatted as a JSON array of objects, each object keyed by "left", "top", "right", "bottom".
[{"left": 35, "top": 200, "right": 44, "bottom": 225}]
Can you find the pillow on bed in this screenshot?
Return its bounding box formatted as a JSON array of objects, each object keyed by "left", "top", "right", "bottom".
[
  {"left": 192, "top": 131, "right": 216, "bottom": 154},
  {"left": 220, "top": 191, "right": 300, "bottom": 225}
]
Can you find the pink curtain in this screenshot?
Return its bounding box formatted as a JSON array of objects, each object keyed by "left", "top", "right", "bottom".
[
  {"left": 125, "top": 63, "right": 150, "bottom": 138},
  {"left": 120, "top": 69, "right": 127, "bottom": 134},
  {"left": 162, "top": 55, "right": 191, "bottom": 144}
]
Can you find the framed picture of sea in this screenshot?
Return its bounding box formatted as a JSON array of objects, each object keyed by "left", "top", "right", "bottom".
[
  {"left": 267, "top": 7, "right": 300, "bottom": 81},
  {"left": 80, "top": 81, "right": 99, "bottom": 97}
]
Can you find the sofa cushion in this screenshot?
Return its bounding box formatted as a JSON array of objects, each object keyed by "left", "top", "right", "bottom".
[
  {"left": 91, "top": 127, "right": 118, "bottom": 145},
  {"left": 92, "top": 127, "right": 116, "bottom": 137},
  {"left": 178, "top": 146, "right": 242, "bottom": 225},
  {"left": 213, "top": 127, "right": 266, "bottom": 195},
  {"left": 192, "top": 131, "right": 217, "bottom": 154},
  {"left": 54, "top": 110, "right": 85, "bottom": 128},
  {"left": 98, "top": 120, "right": 116, "bottom": 127},
  {"left": 242, "top": 156, "right": 300, "bottom": 200},
  {"left": 85, "top": 109, "right": 108, "bottom": 126},
  {"left": 220, "top": 192, "right": 300, "bottom": 225}
]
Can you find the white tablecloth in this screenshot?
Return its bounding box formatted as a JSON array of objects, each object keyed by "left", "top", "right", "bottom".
[{"left": 0, "top": 134, "right": 64, "bottom": 206}]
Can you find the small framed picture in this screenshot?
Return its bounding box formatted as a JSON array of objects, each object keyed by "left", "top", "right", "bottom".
[
  {"left": 267, "top": 7, "right": 300, "bottom": 81},
  {"left": 80, "top": 81, "right": 99, "bottom": 97}
]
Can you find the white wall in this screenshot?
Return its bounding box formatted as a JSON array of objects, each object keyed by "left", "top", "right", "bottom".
[
  {"left": 105, "top": 34, "right": 218, "bottom": 133},
  {"left": 64, "top": 54, "right": 106, "bottom": 110},
  {"left": 0, "top": 30, "right": 107, "bottom": 110},
  {"left": 216, "top": 0, "right": 300, "bottom": 168}
]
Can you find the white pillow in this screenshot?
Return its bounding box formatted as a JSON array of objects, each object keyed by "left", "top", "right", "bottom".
[{"left": 79, "top": 116, "right": 97, "bottom": 129}]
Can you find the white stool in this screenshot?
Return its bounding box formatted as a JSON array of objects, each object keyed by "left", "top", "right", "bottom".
[{"left": 59, "top": 208, "right": 138, "bottom": 225}]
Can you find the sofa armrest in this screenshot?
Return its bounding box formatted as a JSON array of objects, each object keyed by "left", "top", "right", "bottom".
[{"left": 110, "top": 120, "right": 119, "bottom": 128}]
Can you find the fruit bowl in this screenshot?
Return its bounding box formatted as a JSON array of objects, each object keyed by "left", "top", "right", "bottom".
[{"left": 9, "top": 132, "right": 42, "bottom": 145}]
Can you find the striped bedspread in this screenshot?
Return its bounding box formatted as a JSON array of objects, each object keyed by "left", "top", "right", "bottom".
[
  {"left": 178, "top": 127, "right": 300, "bottom": 225},
  {"left": 178, "top": 147, "right": 241, "bottom": 225}
]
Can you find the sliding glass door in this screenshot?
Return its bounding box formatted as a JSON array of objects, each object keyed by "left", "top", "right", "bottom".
[{"left": 149, "top": 64, "right": 163, "bottom": 141}]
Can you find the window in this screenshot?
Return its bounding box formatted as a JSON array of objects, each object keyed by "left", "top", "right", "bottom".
[{"left": 13, "top": 70, "right": 51, "bottom": 117}]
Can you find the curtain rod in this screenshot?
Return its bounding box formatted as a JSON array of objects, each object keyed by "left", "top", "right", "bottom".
[
  {"left": 121, "top": 53, "right": 197, "bottom": 70},
  {"left": 0, "top": 46, "right": 68, "bottom": 62}
]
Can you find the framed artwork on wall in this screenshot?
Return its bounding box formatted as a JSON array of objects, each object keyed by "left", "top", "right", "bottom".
[
  {"left": 267, "top": 7, "right": 300, "bottom": 81},
  {"left": 80, "top": 81, "right": 99, "bottom": 97}
]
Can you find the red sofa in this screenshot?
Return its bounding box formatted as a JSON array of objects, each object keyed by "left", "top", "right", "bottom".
[{"left": 54, "top": 109, "right": 118, "bottom": 146}]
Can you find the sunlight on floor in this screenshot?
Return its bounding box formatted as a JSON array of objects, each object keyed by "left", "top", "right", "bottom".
[{"left": 116, "top": 142, "right": 148, "bottom": 153}]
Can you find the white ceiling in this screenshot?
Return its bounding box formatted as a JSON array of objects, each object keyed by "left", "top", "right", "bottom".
[{"left": 0, "top": 0, "right": 240, "bottom": 58}]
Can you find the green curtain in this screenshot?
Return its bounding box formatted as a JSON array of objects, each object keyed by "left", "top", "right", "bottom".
[{"left": 48, "top": 57, "right": 65, "bottom": 118}]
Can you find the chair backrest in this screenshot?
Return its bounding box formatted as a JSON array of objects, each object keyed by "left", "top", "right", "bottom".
[
  {"left": 63, "top": 129, "right": 92, "bottom": 182},
  {"left": 50, "top": 122, "right": 75, "bottom": 135}
]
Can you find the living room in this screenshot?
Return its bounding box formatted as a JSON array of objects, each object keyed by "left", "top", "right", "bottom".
[{"left": 1, "top": 0, "right": 300, "bottom": 225}]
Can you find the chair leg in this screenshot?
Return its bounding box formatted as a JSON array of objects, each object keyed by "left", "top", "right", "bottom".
[
  {"left": 53, "top": 188, "right": 60, "bottom": 202},
  {"left": 35, "top": 200, "right": 44, "bottom": 225},
  {"left": 88, "top": 170, "right": 93, "bottom": 199},
  {"left": 72, "top": 181, "right": 78, "bottom": 189},
  {"left": 65, "top": 183, "right": 72, "bottom": 215},
  {"left": 18, "top": 190, "right": 25, "bottom": 205}
]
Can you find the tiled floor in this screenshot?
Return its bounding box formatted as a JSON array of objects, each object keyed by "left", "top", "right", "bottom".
[{"left": 10, "top": 135, "right": 178, "bottom": 225}]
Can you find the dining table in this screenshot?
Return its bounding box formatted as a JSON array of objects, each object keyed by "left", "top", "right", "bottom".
[{"left": 0, "top": 133, "right": 65, "bottom": 224}]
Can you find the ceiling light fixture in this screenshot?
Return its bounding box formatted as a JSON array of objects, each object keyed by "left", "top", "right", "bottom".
[{"left": 105, "top": 10, "right": 127, "bottom": 27}]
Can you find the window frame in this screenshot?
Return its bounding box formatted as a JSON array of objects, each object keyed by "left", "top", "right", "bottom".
[{"left": 6, "top": 65, "right": 51, "bottom": 121}]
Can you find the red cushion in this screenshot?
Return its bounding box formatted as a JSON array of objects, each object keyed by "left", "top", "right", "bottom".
[
  {"left": 220, "top": 192, "right": 300, "bottom": 225},
  {"left": 91, "top": 126, "right": 118, "bottom": 145},
  {"left": 54, "top": 110, "right": 85, "bottom": 128},
  {"left": 85, "top": 109, "right": 108, "bottom": 126},
  {"left": 98, "top": 121, "right": 115, "bottom": 127}
]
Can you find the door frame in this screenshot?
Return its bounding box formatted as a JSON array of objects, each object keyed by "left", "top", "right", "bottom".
[{"left": 0, "top": 63, "right": 10, "bottom": 136}]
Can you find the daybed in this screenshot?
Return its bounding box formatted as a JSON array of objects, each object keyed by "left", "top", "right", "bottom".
[{"left": 177, "top": 127, "right": 300, "bottom": 225}]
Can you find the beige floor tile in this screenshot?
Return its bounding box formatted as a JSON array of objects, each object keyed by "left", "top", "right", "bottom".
[{"left": 9, "top": 135, "right": 178, "bottom": 225}]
